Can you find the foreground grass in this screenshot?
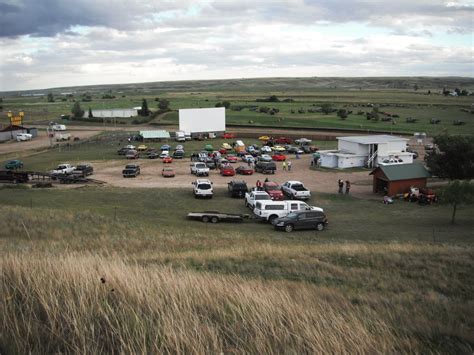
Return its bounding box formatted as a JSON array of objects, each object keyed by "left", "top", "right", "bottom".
[{"left": 1, "top": 203, "right": 473, "bottom": 352}]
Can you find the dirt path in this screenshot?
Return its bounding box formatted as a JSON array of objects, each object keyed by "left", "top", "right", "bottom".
[
  {"left": 91, "top": 153, "right": 375, "bottom": 199},
  {"left": 0, "top": 130, "right": 101, "bottom": 157}
]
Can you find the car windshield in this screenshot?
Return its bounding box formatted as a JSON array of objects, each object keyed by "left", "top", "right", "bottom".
[
  {"left": 196, "top": 163, "right": 206, "bottom": 168},
  {"left": 198, "top": 184, "right": 211, "bottom": 190},
  {"left": 125, "top": 165, "right": 136, "bottom": 169},
  {"left": 256, "top": 195, "right": 271, "bottom": 200}
]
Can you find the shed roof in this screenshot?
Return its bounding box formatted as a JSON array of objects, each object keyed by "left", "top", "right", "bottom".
[
  {"left": 370, "top": 164, "right": 431, "bottom": 181},
  {"left": 140, "top": 130, "right": 170, "bottom": 139},
  {"left": 337, "top": 135, "right": 408, "bottom": 144}
]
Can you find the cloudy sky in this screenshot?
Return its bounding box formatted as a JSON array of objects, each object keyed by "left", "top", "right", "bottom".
[{"left": 0, "top": 0, "right": 472, "bottom": 91}]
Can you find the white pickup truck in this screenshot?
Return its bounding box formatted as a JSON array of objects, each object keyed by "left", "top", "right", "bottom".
[
  {"left": 244, "top": 189, "right": 271, "bottom": 209},
  {"left": 281, "top": 181, "right": 311, "bottom": 200},
  {"left": 51, "top": 163, "right": 75, "bottom": 176},
  {"left": 253, "top": 200, "right": 323, "bottom": 223},
  {"left": 190, "top": 162, "right": 210, "bottom": 176}
]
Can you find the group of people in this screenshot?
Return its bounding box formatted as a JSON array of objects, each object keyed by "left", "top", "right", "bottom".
[
  {"left": 256, "top": 178, "right": 269, "bottom": 190},
  {"left": 282, "top": 161, "right": 292, "bottom": 171},
  {"left": 338, "top": 179, "right": 351, "bottom": 194}
]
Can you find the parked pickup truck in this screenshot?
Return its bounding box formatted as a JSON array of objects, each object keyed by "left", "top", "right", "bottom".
[
  {"left": 281, "top": 181, "right": 311, "bottom": 200},
  {"left": 187, "top": 211, "right": 250, "bottom": 223},
  {"left": 245, "top": 189, "right": 271, "bottom": 209},
  {"left": 72, "top": 164, "right": 94, "bottom": 177},
  {"left": 190, "top": 162, "right": 210, "bottom": 176},
  {"left": 253, "top": 200, "right": 323, "bottom": 224},
  {"left": 51, "top": 163, "right": 75, "bottom": 176},
  {"left": 122, "top": 164, "right": 140, "bottom": 178}
]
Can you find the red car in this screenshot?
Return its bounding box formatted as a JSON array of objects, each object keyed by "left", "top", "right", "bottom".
[
  {"left": 226, "top": 154, "right": 239, "bottom": 163},
  {"left": 218, "top": 148, "right": 227, "bottom": 155},
  {"left": 161, "top": 168, "right": 175, "bottom": 177},
  {"left": 219, "top": 164, "right": 235, "bottom": 176},
  {"left": 162, "top": 156, "right": 173, "bottom": 163},
  {"left": 236, "top": 166, "right": 254, "bottom": 175},
  {"left": 272, "top": 153, "right": 286, "bottom": 161},
  {"left": 263, "top": 181, "right": 284, "bottom": 200},
  {"left": 223, "top": 133, "right": 235, "bottom": 139},
  {"left": 274, "top": 137, "right": 293, "bottom": 144}
]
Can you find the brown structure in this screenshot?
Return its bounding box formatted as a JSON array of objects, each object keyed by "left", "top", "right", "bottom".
[{"left": 370, "top": 164, "right": 431, "bottom": 196}]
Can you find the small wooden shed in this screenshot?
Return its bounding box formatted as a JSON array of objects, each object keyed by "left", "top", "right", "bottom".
[{"left": 370, "top": 164, "right": 431, "bottom": 196}]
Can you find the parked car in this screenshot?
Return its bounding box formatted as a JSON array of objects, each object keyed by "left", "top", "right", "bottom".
[
  {"left": 271, "top": 145, "right": 286, "bottom": 152},
  {"left": 190, "top": 162, "right": 210, "bottom": 176},
  {"left": 5, "top": 159, "right": 23, "bottom": 170},
  {"left": 125, "top": 144, "right": 136, "bottom": 150},
  {"left": 254, "top": 200, "right": 323, "bottom": 223},
  {"left": 258, "top": 135, "right": 270, "bottom": 141},
  {"left": 16, "top": 133, "right": 33, "bottom": 142},
  {"left": 173, "top": 150, "right": 185, "bottom": 159},
  {"left": 258, "top": 154, "right": 273, "bottom": 162},
  {"left": 122, "top": 164, "right": 140, "bottom": 178},
  {"left": 236, "top": 165, "right": 254, "bottom": 175},
  {"left": 220, "top": 164, "right": 235, "bottom": 176},
  {"left": 255, "top": 161, "right": 276, "bottom": 174},
  {"left": 226, "top": 154, "right": 239, "bottom": 163},
  {"left": 221, "top": 142, "right": 232, "bottom": 150},
  {"left": 72, "top": 164, "right": 93, "bottom": 177},
  {"left": 272, "top": 153, "right": 286, "bottom": 161},
  {"left": 287, "top": 146, "right": 304, "bottom": 154},
  {"left": 274, "top": 137, "right": 293, "bottom": 144},
  {"left": 223, "top": 133, "right": 235, "bottom": 139},
  {"left": 117, "top": 147, "right": 131, "bottom": 155},
  {"left": 274, "top": 210, "right": 328, "bottom": 232},
  {"left": 263, "top": 181, "right": 284, "bottom": 200},
  {"left": 295, "top": 138, "right": 312, "bottom": 145},
  {"left": 137, "top": 144, "right": 148, "bottom": 151},
  {"left": 159, "top": 150, "right": 170, "bottom": 159},
  {"left": 162, "top": 156, "right": 173, "bottom": 164},
  {"left": 260, "top": 146, "right": 272, "bottom": 153},
  {"left": 227, "top": 180, "right": 249, "bottom": 198},
  {"left": 162, "top": 167, "right": 175, "bottom": 178},
  {"left": 160, "top": 144, "right": 171, "bottom": 151},
  {"left": 242, "top": 154, "right": 255, "bottom": 163},
  {"left": 193, "top": 179, "right": 213, "bottom": 198},
  {"left": 175, "top": 144, "right": 184, "bottom": 151},
  {"left": 148, "top": 152, "right": 160, "bottom": 159},
  {"left": 245, "top": 189, "right": 271, "bottom": 208},
  {"left": 281, "top": 181, "right": 311, "bottom": 200},
  {"left": 126, "top": 150, "right": 139, "bottom": 159}
]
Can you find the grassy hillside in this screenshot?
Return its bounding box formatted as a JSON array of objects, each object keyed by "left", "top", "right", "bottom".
[{"left": 1, "top": 203, "right": 473, "bottom": 353}]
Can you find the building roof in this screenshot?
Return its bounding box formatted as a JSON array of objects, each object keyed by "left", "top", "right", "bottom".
[
  {"left": 370, "top": 164, "right": 431, "bottom": 181},
  {"left": 0, "top": 124, "right": 27, "bottom": 132},
  {"left": 337, "top": 135, "right": 408, "bottom": 144},
  {"left": 140, "top": 130, "right": 170, "bottom": 139}
]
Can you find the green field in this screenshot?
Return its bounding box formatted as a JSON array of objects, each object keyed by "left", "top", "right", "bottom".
[{"left": 1, "top": 77, "right": 473, "bottom": 135}]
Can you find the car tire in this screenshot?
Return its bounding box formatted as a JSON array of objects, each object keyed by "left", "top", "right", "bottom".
[
  {"left": 210, "top": 216, "right": 219, "bottom": 223},
  {"left": 202, "top": 216, "right": 210, "bottom": 223},
  {"left": 316, "top": 223, "right": 325, "bottom": 231},
  {"left": 285, "top": 224, "right": 294, "bottom": 233},
  {"left": 268, "top": 215, "right": 278, "bottom": 224}
]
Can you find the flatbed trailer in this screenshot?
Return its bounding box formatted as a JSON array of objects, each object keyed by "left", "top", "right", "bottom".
[{"left": 187, "top": 211, "right": 250, "bottom": 223}]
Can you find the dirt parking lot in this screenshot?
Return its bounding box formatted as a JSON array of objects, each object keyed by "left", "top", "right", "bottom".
[{"left": 91, "top": 153, "right": 375, "bottom": 199}]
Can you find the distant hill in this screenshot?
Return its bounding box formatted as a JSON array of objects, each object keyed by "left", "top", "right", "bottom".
[{"left": 2, "top": 76, "right": 474, "bottom": 96}]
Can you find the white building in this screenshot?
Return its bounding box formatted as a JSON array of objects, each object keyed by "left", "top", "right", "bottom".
[
  {"left": 319, "top": 135, "right": 414, "bottom": 169},
  {"left": 179, "top": 107, "right": 225, "bottom": 135},
  {"left": 83, "top": 109, "right": 138, "bottom": 118}
]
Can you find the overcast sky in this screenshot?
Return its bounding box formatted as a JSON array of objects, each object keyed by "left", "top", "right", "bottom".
[{"left": 0, "top": 0, "right": 472, "bottom": 91}]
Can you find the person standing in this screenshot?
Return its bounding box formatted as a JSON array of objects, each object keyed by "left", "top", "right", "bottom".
[
  {"left": 345, "top": 180, "right": 351, "bottom": 194},
  {"left": 287, "top": 161, "right": 292, "bottom": 171},
  {"left": 338, "top": 179, "right": 344, "bottom": 193},
  {"left": 256, "top": 179, "right": 262, "bottom": 190},
  {"left": 282, "top": 161, "right": 287, "bottom": 171}
]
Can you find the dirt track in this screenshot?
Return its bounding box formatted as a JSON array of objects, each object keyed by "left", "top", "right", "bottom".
[{"left": 91, "top": 153, "right": 376, "bottom": 199}]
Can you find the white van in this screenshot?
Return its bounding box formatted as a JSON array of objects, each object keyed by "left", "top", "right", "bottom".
[
  {"left": 253, "top": 200, "right": 323, "bottom": 223},
  {"left": 175, "top": 131, "right": 186, "bottom": 142},
  {"left": 185, "top": 131, "right": 191, "bottom": 141}
]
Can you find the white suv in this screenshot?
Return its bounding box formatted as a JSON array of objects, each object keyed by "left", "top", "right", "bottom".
[{"left": 193, "top": 179, "right": 213, "bottom": 198}]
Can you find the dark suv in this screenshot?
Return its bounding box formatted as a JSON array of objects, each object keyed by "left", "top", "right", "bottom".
[
  {"left": 274, "top": 210, "right": 327, "bottom": 232},
  {"left": 227, "top": 180, "right": 249, "bottom": 198},
  {"left": 255, "top": 161, "right": 276, "bottom": 174},
  {"left": 72, "top": 164, "right": 94, "bottom": 177}
]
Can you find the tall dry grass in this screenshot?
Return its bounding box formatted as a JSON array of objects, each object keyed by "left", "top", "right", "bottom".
[{"left": 1, "top": 253, "right": 402, "bottom": 354}]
